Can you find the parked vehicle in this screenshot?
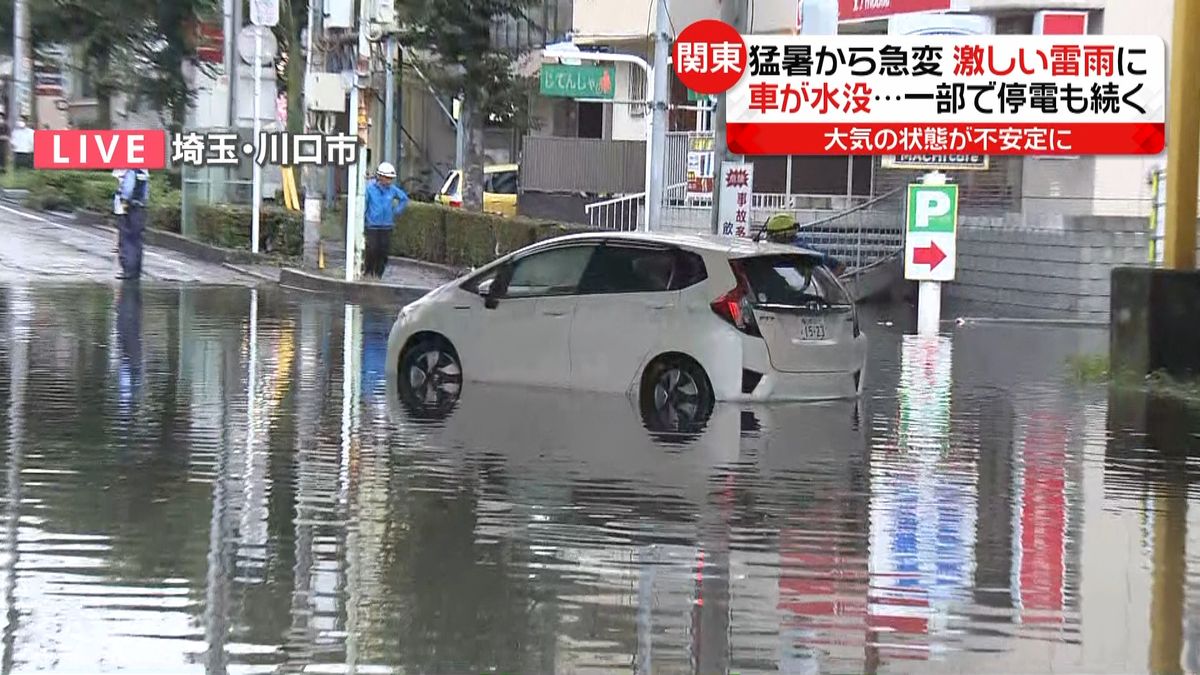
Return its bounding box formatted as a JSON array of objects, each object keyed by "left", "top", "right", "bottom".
[
  {"left": 386, "top": 232, "right": 868, "bottom": 418},
  {"left": 435, "top": 164, "right": 519, "bottom": 217}
]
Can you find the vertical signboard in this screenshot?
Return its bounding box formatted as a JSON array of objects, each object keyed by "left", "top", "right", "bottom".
[
  {"left": 904, "top": 183, "right": 958, "bottom": 282},
  {"left": 717, "top": 162, "right": 754, "bottom": 238},
  {"left": 686, "top": 133, "right": 715, "bottom": 201}
]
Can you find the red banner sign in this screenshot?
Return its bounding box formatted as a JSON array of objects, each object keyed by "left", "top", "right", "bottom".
[
  {"left": 34, "top": 130, "right": 167, "bottom": 170},
  {"left": 838, "top": 0, "right": 952, "bottom": 23}
]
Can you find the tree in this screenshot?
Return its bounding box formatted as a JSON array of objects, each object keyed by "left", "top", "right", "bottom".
[
  {"left": 402, "top": 0, "right": 538, "bottom": 211},
  {"left": 273, "top": 0, "right": 308, "bottom": 135},
  {"left": 0, "top": 0, "right": 216, "bottom": 130}
]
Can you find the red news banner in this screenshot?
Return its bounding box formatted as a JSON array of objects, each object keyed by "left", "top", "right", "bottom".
[
  {"left": 34, "top": 130, "right": 167, "bottom": 170},
  {"left": 675, "top": 23, "right": 1165, "bottom": 156}
]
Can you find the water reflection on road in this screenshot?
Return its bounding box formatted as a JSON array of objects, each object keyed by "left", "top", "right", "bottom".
[{"left": 0, "top": 282, "right": 1198, "bottom": 673}]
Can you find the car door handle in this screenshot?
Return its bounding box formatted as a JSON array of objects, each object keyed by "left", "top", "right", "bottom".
[
  {"left": 646, "top": 303, "right": 672, "bottom": 310},
  {"left": 542, "top": 309, "right": 571, "bottom": 316},
  {"left": 453, "top": 305, "right": 472, "bottom": 310}
]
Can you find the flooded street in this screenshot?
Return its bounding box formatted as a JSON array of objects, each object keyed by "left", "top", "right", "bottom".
[{"left": 1, "top": 281, "right": 1198, "bottom": 674}]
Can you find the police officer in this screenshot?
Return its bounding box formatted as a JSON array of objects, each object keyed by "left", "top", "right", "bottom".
[
  {"left": 763, "top": 213, "right": 847, "bottom": 276},
  {"left": 116, "top": 168, "right": 150, "bottom": 280},
  {"left": 363, "top": 162, "right": 409, "bottom": 278}
]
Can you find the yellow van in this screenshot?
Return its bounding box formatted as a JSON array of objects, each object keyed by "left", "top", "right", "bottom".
[{"left": 436, "top": 164, "right": 519, "bottom": 217}]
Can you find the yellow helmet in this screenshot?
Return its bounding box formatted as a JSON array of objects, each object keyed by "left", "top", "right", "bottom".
[{"left": 766, "top": 213, "right": 798, "bottom": 233}]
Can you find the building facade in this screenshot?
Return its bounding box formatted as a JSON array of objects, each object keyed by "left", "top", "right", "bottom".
[{"left": 547, "top": 0, "right": 1173, "bottom": 224}]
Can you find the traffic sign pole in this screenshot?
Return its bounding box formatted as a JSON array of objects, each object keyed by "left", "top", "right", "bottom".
[{"left": 903, "top": 171, "right": 957, "bottom": 336}]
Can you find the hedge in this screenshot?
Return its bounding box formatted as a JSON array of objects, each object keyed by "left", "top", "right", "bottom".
[
  {"left": 194, "top": 204, "right": 303, "bottom": 255},
  {"left": 7, "top": 168, "right": 586, "bottom": 268},
  {"left": 392, "top": 202, "right": 586, "bottom": 269}
]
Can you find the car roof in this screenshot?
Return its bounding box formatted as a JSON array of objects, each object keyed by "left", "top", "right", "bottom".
[{"left": 541, "top": 230, "right": 824, "bottom": 259}]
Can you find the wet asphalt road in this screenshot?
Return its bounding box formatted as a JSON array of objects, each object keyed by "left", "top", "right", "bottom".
[
  {"left": 2, "top": 211, "right": 1200, "bottom": 673},
  {"left": 0, "top": 204, "right": 254, "bottom": 285}
]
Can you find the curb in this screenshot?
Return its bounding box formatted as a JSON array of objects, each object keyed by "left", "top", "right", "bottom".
[{"left": 278, "top": 267, "right": 431, "bottom": 305}]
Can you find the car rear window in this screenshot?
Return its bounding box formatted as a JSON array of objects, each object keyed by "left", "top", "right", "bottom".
[{"left": 737, "top": 254, "right": 849, "bottom": 307}]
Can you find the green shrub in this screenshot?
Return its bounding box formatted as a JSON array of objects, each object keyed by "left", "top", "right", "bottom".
[
  {"left": 195, "top": 203, "right": 302, "bottom": 255},
  {"left": 15, "top": 169, "right": 180, "bottom": 216},
  {"left": 391, "top": 201, "right": 582, "bottom": 269}
]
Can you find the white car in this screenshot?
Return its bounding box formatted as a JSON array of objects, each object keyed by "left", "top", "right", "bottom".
[{"left": 385, "top": 231, "right": 868, "bottom": 418}]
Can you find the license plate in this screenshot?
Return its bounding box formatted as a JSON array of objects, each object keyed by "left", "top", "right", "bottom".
[{"left": 799, "top": 317, "right": 827, "bottom": 341}]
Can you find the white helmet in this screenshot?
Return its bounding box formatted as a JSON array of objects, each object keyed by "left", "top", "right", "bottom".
[{"left": 377, "top": 162, "right": 396, "bottom": 178}]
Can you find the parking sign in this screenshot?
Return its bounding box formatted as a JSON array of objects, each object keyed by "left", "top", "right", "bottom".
[{"left": 904, "top": 183, "right": 958, "bottom": 282}]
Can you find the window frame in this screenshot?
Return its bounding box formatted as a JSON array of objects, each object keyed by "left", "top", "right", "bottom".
[{"left": 576, "top": 242, "right": 691, "bottom": 296}]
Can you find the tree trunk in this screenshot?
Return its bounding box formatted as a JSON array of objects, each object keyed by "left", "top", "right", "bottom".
[
  {"left": 461, "top": 93, "right": 485, "bottom": 212},
  {"left": 94, "top": 47, "right": 113, "bottom": 129},
  {"left": 282, "top": 0, "right": 304, "bottom": 135}
]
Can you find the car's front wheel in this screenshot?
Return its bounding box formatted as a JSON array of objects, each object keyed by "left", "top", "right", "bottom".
[
  {"left": 398, "top": 336, "right": 463, "bottom": 413},
  {"left": 639, "top": 355, "right": 715, "bottom": 433}
]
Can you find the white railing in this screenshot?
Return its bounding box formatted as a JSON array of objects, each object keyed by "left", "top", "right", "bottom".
[{"left": 585, "top": 192, "right": 645, "bottom": 231}]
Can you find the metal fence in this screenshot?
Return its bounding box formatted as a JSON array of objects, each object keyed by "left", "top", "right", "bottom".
[{"left": 520, "top": 136, "right": 647, "bottom": 194}]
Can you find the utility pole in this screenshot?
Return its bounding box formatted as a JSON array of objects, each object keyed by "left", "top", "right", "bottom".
[
  {"left": 645, "top": 0, "right": 671, "bottom": 231},
  {"left": 301, "top": 0, "right": 322, "bottom": 268},
  {"left": 384, "top": 36, "right": 397, "bottom": 164},
  {"left": 709, "top": 0, "right": 748, "bottom": 234},
  {"left": 9, "top": 0, "right": 29, "bottom": 169},
  {"left": 344, "top": 0, "right": 371, "bottom": 282},
  {"left": 1163, "top": 0, "right": 1200, "bottom": 270}
]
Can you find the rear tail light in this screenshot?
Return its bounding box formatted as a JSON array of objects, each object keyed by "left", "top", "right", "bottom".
[
  {"left": 450, "top": 197, "right": 463, "bottom": 208},
  {"left": 711, "top": 262, "right": 761, "bottom": 337}
]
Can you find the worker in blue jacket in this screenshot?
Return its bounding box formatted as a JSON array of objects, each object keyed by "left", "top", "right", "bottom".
[
  {"left": 764, "top": 213, "right": 847, "bottom": 276},
  {"left": 363, "top": 162, "right": 409, "bottom": 278}
]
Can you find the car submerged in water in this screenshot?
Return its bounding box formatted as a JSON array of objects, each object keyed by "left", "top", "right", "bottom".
[{"left": 386, "top": 231, "right": 868, "bottom": 419}]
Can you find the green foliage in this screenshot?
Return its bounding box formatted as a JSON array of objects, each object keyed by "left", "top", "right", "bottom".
[
  {"left": 400, "top": 0, "right": 537, "bottom": 124},
  {"left": 195, "top": 204, "right": 304, "bottom": 255},
  {"left": 0, "top": 0, "right": 217, "bottom": 128},
  {"left": 13, "top": 169, "right": 178, "bottom": 212},
  {"left": 392, "top": 201, "right": 585, "bottom": 269}
]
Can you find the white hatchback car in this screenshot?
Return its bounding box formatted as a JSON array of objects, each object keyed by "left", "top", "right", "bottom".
[{"left": 386, "top": 231, "right": 867, "bottom": 417}]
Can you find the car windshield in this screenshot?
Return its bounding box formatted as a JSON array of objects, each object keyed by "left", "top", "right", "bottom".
[{"left": 737, "top": 254, "right": 850, "bottom": 307}]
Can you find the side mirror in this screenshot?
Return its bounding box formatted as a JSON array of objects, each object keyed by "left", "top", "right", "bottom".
[{"left": 478, "top": 278, "right": 501, "bottom": 309}]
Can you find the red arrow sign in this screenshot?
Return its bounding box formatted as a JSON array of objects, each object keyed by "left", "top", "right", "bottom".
[{"left": 912, "top": 241, "right": 947, "bottom": 269}]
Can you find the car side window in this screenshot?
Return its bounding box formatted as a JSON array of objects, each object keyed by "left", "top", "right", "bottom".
[
  {"left": 489, "top": 171, "right": 518, "bottom": 195},
  {"left": 578, "top": 244, "right": 679, "bottom": 294},
  {"left": 669, "top": 249, "right": 708, "bottom": 289},
  {"left": 506, "top": 245, "right": 596, "bottom": 298}
]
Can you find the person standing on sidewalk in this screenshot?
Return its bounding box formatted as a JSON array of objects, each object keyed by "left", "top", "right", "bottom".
[
  {"left": 116, "top": 168, "right": 150, "bottom": 280},
  {"left": 363, "top": 162, "right": 409, "bottom": 278},
  {"left": 10, "top": 115, "right": 34, "bottom": 170}
]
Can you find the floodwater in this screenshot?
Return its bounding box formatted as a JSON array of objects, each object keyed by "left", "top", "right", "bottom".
[{"left": 0, "top": 281, "right": 1198, "bottom": 674}]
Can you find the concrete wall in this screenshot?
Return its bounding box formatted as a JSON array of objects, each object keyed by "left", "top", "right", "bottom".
[{"left": 946, "top": 217, "right": 1155, "bottom": 321}]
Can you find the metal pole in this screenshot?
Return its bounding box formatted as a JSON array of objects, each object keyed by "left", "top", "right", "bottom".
[
  {"left": 223, "top": 0, "right": 236, "bottom": 128},
  {"left": 384, "top": 36, "right": 396, "bottom": 164},
  {"left": 646, "top": 0, "right": 670, "bottom": 232},
  {"left": 231, "top": 0, "right": 243, "bottom": 128},
  {"left": 251, "top": 26, "right": 263, "bottom": 254},
  {"left": 785, "top": 154, "right": 793, "bottom": 208},
  {"left": 301, "top": 0, "right": 322, "bottom": 268},
  {"left": 1163, "top": 0, "right": 1200, "bottom": 270},
  {"left": 917, "top": 171, "right": 945, "bottom": 336},
  {"left": 345, "top": 0, "right": 371, "bottom": 282},
  {"left": 9, "top": 0, "right": 29, "bottom": 168},
  {"left": 709, "top": 0, "right": 748, "bottom": 234}
]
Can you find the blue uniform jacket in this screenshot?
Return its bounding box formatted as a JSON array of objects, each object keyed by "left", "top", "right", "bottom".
[
  {"left": 365, "top": 179, "right": 409, "bottom": 230},
  {"left": 790, "top": 233, "right": 842, "bottom": 271}
]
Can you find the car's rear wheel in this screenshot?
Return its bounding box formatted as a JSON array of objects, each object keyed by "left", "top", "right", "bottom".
[
  {"left": 398, "top": 336, "right": 463, "bottom": 414},
  {"left": 639, "top": 355, "right": 715, "bottom": 433}
]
